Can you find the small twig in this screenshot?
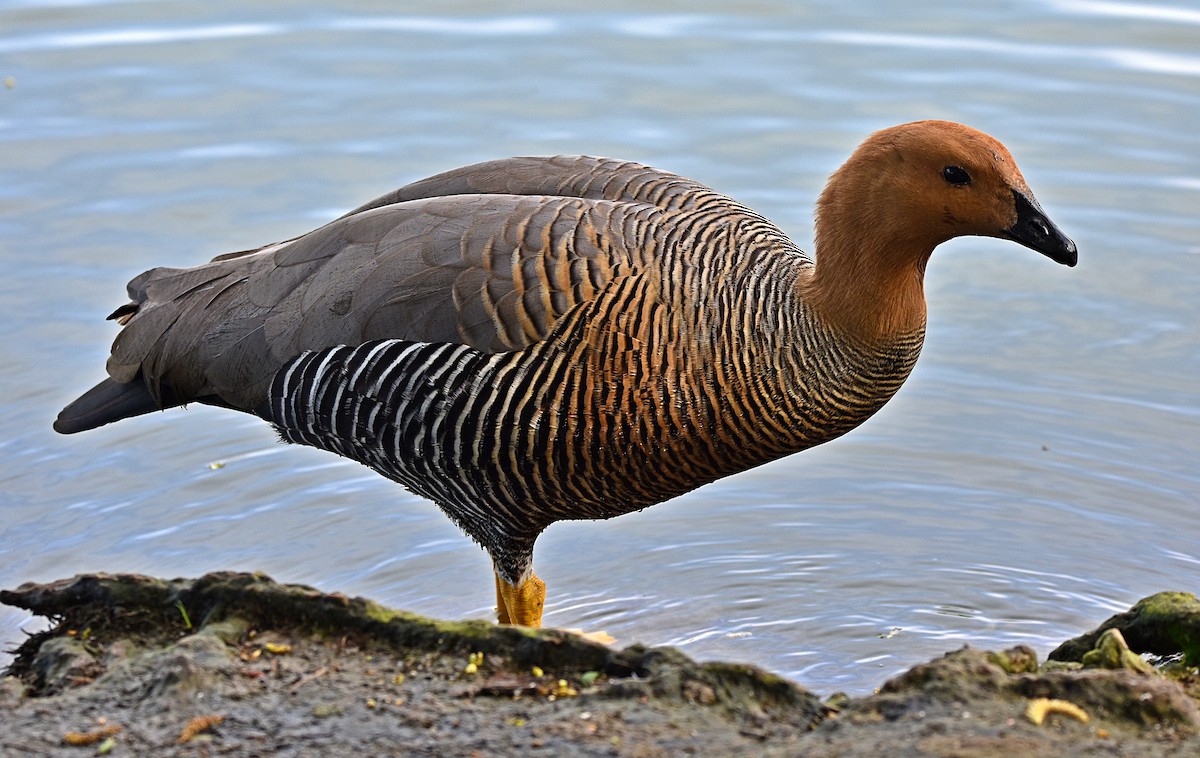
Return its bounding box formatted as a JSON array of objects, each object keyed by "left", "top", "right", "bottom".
[{"left": 289, "top": 666, "right": 330, "bottom": 694}]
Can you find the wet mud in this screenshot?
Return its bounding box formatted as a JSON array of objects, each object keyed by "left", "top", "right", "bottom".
[{"left": 3, "top": 573, "right": 1197, "bottom": 756}]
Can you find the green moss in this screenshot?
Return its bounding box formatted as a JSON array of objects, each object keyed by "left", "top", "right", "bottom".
[
  {"left": 1135, "top": 593, "right": 1200, "bottom": 666},
  {"left": 1049, "top": 592, "right": 1200, "bottom": 667},
  {"left": 1081, "top": 628, "right": 1156, "bottom": 674},
  {"left": 362, "top": 600, "right": 404, "bottom": 624},
  {"left": 986, "top": 646, "right": 1039, "bottom": 674},
  {"left": 198, "top": 616, "right": 251, "bottom": 645}
]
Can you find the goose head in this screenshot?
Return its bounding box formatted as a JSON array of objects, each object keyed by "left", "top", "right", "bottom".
[{"left": 810, "top": 120, "right": 1077, "bottom": 339}]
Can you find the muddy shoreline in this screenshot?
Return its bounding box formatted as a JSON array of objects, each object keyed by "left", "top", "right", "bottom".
[{"left": 2, "top": 573, "right": 1197, "bottom": 756}]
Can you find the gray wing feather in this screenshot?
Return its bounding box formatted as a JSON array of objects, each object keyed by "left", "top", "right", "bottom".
[
  {"left": 66, "top": 156, "right": 735, "bottom": 428},
  {"left": 339, "top": 155, "right": 726, "bottom": 218}
]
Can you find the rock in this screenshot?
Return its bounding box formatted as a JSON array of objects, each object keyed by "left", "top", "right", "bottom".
[
  {"left": 1050, "top": 592, "right": 1200, "bottom": 665},
  {"left": 29, "top": 636, "right": 102, "bottom": 695}
]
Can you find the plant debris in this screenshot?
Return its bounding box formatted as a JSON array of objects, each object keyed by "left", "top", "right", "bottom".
[
  {"left": 177, "top": 714, "right": 224, "bottom": 744},
  {"left": 62, "top": 724, "right": 122, "bottom": 746},
  {"left": 2, "top": 573, "right": 1198, "bottom": 756}
]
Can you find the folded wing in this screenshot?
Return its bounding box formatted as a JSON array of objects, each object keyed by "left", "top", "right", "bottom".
[{"left": 59, "top": 156, "right": 739, "bottom": 431}]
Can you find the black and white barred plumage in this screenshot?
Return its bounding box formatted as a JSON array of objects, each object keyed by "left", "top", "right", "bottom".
[{"left": 267, "top": 283, "right": 923, "bottom": 585}]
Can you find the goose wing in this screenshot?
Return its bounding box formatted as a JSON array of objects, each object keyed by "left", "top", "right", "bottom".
[
  {"left": 63, "top": 157, "right": 737, "bottom": 429},
  {"left": 337, "top": 154, "right": 735, "bottom": 218}
]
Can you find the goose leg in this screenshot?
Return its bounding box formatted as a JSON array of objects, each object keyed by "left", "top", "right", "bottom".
[{"left": 494, "top": 570, "right": 546, "bottom": 627}]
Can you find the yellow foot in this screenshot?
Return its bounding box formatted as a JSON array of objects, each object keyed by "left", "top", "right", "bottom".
[{"left": 494, "top": 571, "right": 546, "bottom": 627}]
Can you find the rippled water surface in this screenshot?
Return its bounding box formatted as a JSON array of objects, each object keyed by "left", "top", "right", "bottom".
[{"left": 2, "top": 1, "right": 1197, "bottom": 692}]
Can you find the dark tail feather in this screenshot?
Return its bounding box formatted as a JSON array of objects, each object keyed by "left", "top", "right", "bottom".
[{"left": 54, "top": 378, "right": 164, "bottom": 434}]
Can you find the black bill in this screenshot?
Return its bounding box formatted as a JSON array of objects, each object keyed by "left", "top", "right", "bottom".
[{"left": 1003, "top": 190, "right": 1078, "bottom": 267}]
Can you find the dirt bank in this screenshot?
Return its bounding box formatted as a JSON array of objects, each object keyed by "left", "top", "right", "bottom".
[{"left": 2, "top": 573, "right": 1197, "bottom": 756}]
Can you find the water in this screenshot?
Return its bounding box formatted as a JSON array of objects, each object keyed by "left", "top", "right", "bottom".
[{"left": 2, "top": 0, "right": 1197, "bottom": 693}]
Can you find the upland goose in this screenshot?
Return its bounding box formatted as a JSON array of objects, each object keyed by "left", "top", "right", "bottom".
[{"left": 56, "top": 120, "right": 1077, "bottom": 627}]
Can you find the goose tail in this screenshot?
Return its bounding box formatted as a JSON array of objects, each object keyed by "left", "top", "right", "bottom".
[{"left": 54, "top": 378, "right": 163, "bottom": 434}]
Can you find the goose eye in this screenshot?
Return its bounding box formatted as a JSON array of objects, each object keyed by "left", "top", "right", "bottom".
[{"left": 943, "top": 165, "right": 972, "bottom": 186}]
